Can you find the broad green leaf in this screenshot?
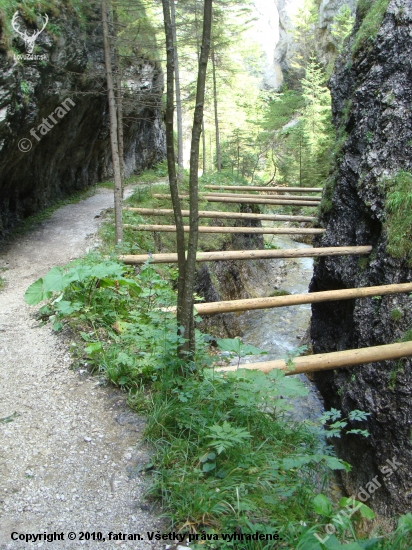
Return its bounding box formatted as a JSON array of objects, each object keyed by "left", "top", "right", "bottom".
[
  {"left": 337, "top": 544, "right": 364, "bottom": 550},
  {"left": 398, "top": 512, "right": 412, "bottom": 531},
  {"left": 55, "top": 300, "right": 75, "bottom": 315},
  {"left": 324, "top": 456, "right": 351, "bottom": 471},
  {"left": 43, "top": 267, "right": 65, "bottom": 292},
  {"left": 282, "top": 456, "right": 312, "bottom": 470},
  {"left": 313, "top": 494, "right": 333, "bottom": 517},
  {"left": 216, "top": 337, "right": 241, "bottom": 354},
  {"left": 85, "top": 342, "right": 103, "bottom": 355},
  {"left": 24, "top": 278, "right": 45, "bottom": 305},
  {"left": 90, "top": 261, "right": 125, "bottom": 279},
  {"left": 200, "top": 452, "right": 216, "bottom": 463},
  {"left": 216, "top": 337, "right": 267, "bottom": 357}
]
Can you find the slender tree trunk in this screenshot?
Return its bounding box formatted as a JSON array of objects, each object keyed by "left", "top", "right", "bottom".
[
  {"left": 101, "top": 0, "right": 123, "bottom": 243},
  {"left": 170, "top": 0, "right": 184, "bottom": 183},
  {"left": 209, "top": 133, "right": 212, "bottom": 172},
  {"left": 161, "top": 0, "right": 186, "bottom": 334},
  {"left": 202, "top": 118, "right": 206, "bottom": 175},
  {"left": 180, "top": 0, "right": 213, "bottom": 355},
  {"left": 211, "top": 49, "right": 221, "bottom": 171},
  {"left": 113, "top": 7, "right": 125, "bottom": 197}
]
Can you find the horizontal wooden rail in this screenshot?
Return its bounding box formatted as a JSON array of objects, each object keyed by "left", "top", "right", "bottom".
[
  {"left": 152, "top": 194, "right": 319, "bottom": 207},
  {"left": 123, "top": 208, "right": 316, "bottom": 223},
  {"left": 191, "top": 281, "right": 412, "bottom": 315},
  {"left": 119, "top": 245, "right": 372, "bottom": 265},
  {"left": 124, "top": 224, "right": 325, "bottom": 235},
  {"left": 205, "top": 185, "right": 323, "bottom": 193},
  {"left": 200, "top": 192, "right": 321, "bottom": 202},
  {"left": 216, "top": 341, "right": 412, "bottom": 375}
]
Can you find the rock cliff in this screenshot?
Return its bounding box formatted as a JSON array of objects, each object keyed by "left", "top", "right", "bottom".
[
  {"left": 251, "top": 0, "right": 356, "bottom": 89},
  {"left": 0, "top": 7, "right": 165, "bottom": 238},
  {"left": 310, "top": 0, "right": 412, "bottom": 516}
]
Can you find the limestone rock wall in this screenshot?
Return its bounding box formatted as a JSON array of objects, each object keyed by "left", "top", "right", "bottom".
[
  {"left": 0, "top": 9, "right": 165, "bottom": 238},
  {"left": 310, "top": 0, "right": 412, "bottom": 516}
]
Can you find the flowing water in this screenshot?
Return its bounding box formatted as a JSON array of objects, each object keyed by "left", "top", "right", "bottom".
[{"left": 235, "top": 234, "right": 325, "bottom": 421}]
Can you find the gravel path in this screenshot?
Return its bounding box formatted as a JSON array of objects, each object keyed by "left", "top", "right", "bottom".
[{"left": 0, "top": 189, "right": 165, "bottom": 549}]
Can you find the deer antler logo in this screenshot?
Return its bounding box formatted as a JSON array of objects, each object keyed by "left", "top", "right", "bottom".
[{"left": 11, "top": 11, "right": 49, "bottom": 54}]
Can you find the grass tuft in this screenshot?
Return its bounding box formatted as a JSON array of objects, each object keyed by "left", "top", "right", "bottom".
[
  {"left": 352, "top": 0, "right": 390, "bottom": 55},
  {"left": 380, "top": 171, "right": 412, "bottom": 263}
]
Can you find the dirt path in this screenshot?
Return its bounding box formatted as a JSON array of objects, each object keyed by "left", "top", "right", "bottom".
[{"left": 0, "top": 189, "right": 164, "bottom": 549}]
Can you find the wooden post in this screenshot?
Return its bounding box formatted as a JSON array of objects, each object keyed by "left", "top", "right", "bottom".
[
  {"left": 124, "top": 223, "right": 326, "bottom": 235},
  {"left": 216, "top": 341, "right": 412, "bottom": 375},
  {"left": 203, "top": 192, "right": 321, "bottom": 201},
  {"left": 152, "top": 194, "right": 319, "bottom": 206},
  {"left": 204, "top": 185, "right": 323, "bottom": 193},
  {"left": 123, "top": 208, "right": 317, "bottom": 222},
  {"left": 190, "top": 281, "right": 412, "bottom": 314},
  {"left": 119, "top": 245, "right": 372, "bottom": 264}
]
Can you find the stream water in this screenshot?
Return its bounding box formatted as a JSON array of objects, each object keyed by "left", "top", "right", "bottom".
[{"left": 235, "top": 234, "right": 325, "bottom": 421}]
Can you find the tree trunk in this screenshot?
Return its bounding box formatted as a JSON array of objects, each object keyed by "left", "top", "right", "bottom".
[
  {"left": 202, "top": 118, "right": 206, "bottom": 175},
  {"left": 113, "top": 7, "right": 125, "bottom": 197},
  {"left": 180, "top": 0, "right": 213, "bottom": 355},
  {"left": 101, "top": 0, "right": 123, "bottom": 243},
  {"left": 170, "top": 0, "right": 184, "bottom": 184},
  {"left": 211, "top": 48, "right": 221, "bottom": 171},
  {"left": 161, "top": 0, "right": 187, "bottom": 336}
]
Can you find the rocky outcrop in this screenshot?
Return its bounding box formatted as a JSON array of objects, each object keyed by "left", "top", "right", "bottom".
[
  {"left": 0, "top": 8, "right": 165, "bottom": 238},
  {"left": 310, "top": 0, "right": 412, "bottom": 516},
  {"left": 251, "top": 0, "right": 356, "bottom": 89}
]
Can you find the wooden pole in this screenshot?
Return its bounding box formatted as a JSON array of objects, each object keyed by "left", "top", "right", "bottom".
[
  {"left": 190, "top": 281, "right": 412, "bottom": 314},
  {"left": 124, "top": 224, "right": 326, "bottom": 235},
  {"left": 119, "top": 245, "right": 372, "bottom": 265},
  {"left": 216, "top": 341, "right": 412, "bottom": 375},
  {"left": 123, "top": 208, "right": 317, "bottom": 223},
  {"left": 205, "top": 185, "right": 323, "bottom": 193},
  {"left": 203, "top": 192, "right": 321, "bottom": 201},
  {"left": 152, "top": 194, "right": 319, "bottom": 206}
]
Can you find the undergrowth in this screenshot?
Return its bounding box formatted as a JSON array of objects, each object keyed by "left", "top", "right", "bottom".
[{"left": 23, "top": 168, "right": 412, "bottom": 548}]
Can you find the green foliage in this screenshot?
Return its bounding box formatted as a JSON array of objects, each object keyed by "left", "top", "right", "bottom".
[
  {"left": 301, "top": 57, "right": 333, "bottom": 164},
  {"left": 216, "top": 337, "right": 267, "bottom": 369},
  {"left": 290, "top": 0, "right": 319, "bottom": 72},
  {"left": 143, "top": 365, "right": 357, "bottom": 543},
  {"left": 388, "top": 360, "right": 404, "bottom": 391},
  {"left": 390, "top": 308, "right": 402, "bottom": 321},
  {"left": 352, "top": 0, "right": 390, "bottom": 55},
  {"left": 331, "top": 4, "right": 355, "bottom": 52},
  {"left": 25, "top": 256, "right": 184, "bottom": 387},
  {"left": 320, "top": 408, "right": 370, "bottom": 439},
  {"left": 259, "top": 62, "right": 332, "bottom": 189},
  {"left": 380, "top": 171, "right": 412, "bottom": 263},
  {"left": 263, "top": 90, "right": 305, "bottom": 132}
]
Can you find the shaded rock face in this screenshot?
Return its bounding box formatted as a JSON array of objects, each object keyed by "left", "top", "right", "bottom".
[
  {"left": 0, "top": 10, "right": 165, "bottom": 237},
  {"left": 317, "top": 0, "right": 357, "bottom": 64},
  {"left": 310, "top": 0, "right": 412, "bottom": 516},
  {"left": 195, "top": 204, "right": 270, "bottom": 339}
]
